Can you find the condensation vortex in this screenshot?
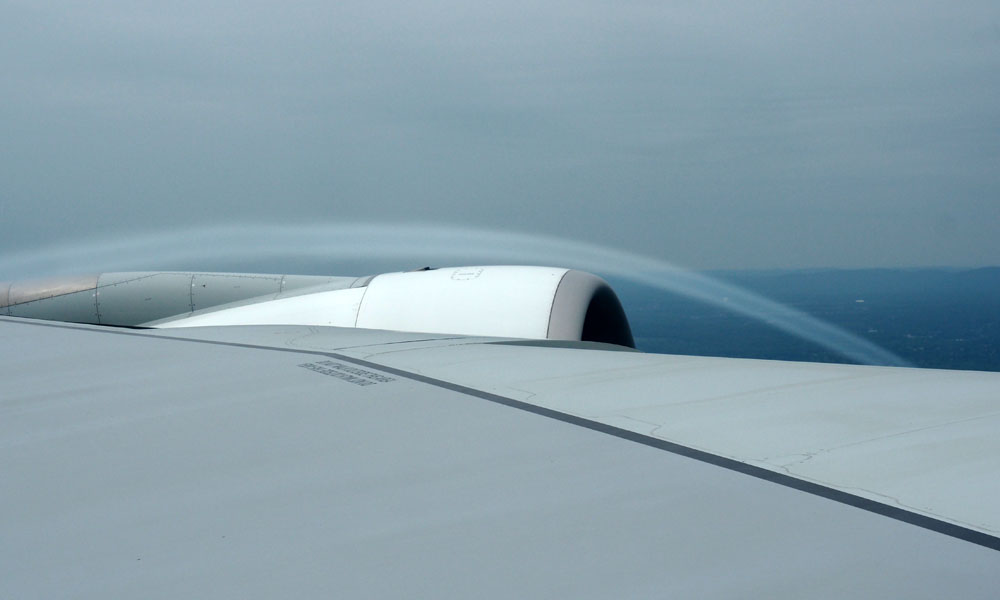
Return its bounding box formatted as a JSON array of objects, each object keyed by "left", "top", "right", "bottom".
[{"left": 0, "top": 223, "right": 910, "bottom": 366}]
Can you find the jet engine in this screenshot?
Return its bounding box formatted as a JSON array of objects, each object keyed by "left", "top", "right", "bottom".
[{"left": 2, "top": 266, "right": 634, "bottom": 347}]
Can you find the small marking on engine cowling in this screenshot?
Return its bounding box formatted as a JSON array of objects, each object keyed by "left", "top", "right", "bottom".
[
  {"left": 450, "top": 267, "right": 484, "bottom": 281},
  {"left": 298, "top": 360, "right": 396, "bottom": 386}
]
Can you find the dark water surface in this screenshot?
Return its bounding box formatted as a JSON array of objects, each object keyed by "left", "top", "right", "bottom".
[{"left": 613, "top": 268, "right": 1000, "bottom": 372}]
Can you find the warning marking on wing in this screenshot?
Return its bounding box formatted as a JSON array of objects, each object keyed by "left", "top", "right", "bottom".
[{"left": 298, "top": 360, "right": 396, "bottom": 386}]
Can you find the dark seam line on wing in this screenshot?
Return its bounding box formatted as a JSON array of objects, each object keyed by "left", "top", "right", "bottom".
[{"left": 4, "top": 316, "right": 1000, "bottom": 552}]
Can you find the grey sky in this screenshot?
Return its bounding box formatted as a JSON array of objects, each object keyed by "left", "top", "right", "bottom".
[{"left": 1, "top": 0, "right": 998, "bottom": 270}]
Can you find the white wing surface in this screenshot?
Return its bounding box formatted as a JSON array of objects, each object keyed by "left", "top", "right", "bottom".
[{"left": 2, "top": 316, "right": 999, "bottom": 599}]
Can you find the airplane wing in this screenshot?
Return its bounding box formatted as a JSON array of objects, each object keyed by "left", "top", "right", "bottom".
[{"left": 2, "top": 267, "right": 999, "bottom": 598}]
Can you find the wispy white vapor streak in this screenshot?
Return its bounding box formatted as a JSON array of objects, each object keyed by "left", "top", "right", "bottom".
[{"left": 0, "top": 222, "right": 909, "bottom": 366}]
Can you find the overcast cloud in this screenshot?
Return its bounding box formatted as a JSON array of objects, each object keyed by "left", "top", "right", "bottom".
[{"left": 1, "top": 0, "right": 998, "bottom": 269}]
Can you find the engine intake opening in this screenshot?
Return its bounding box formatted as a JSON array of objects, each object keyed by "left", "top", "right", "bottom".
[
  {"left": 548, "top": 270, "right": 635, "bottom": 348},
  {"left": 581, "top": 284, "right": 635, "bottom": 348}
]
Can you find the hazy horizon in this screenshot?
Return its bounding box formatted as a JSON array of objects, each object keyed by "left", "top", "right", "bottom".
[{"left": 2, "top": 2, "right": 999, "bottom": 270}]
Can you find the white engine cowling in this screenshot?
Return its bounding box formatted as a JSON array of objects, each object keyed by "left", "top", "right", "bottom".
[{"left": 157, "top": 266, "right": 635, "bottom": 347}]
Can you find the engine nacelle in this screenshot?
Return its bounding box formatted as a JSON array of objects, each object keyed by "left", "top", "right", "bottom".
[
  {"left": 3, "top": 266, "right": 635, "bottom": 347},
  {"left": 158, "top": 266, "right": 635, "bottom": 347}
]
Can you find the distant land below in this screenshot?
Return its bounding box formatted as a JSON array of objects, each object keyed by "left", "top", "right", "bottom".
[{"left": 610, "top": 267, "right": 1000, "bottom": 372}]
